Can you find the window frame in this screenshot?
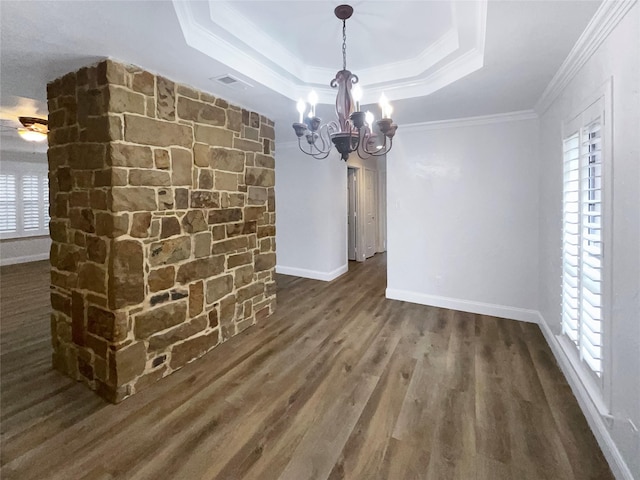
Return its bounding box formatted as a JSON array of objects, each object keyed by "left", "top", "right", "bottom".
[
  {"left": 559, "top": 78, "right": 613, "bottom": 415},
  {"left": 0, "top": 161, "right": 49, "bottom": 240}
]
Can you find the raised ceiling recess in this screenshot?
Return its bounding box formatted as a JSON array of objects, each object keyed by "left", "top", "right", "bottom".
[{"left": 173, "top": 0, "right": 487, "bottom": 105}]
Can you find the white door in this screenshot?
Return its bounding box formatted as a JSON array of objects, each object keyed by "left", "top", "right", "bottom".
[
  {"left": 347, "top": 168, "right": 357, "bottom": 261},
  {"left": 364, "top": 168, "right": 377, "bottom": 259}
]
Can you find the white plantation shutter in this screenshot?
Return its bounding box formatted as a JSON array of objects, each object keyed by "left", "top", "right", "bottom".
[
  {"left": 580, "top": 121, "right": 603, "bottom": 375},
  {"left": 562, "top": 118, "right": 604, "bottom": 377},
  {"left": 0, "top": 174, "right": 17, "bottom": 234},
  {"left": 43, "top": 175, "right": 50, "bottom": 227},
  {"left": 22, "top": 175, "right": 41, "bottom": 231},
  {"left": 562, "top": 134, "right": 580, "bottom": 343},
  {"left": 0, "top": 164, "right": 49, "bottom": 238}
]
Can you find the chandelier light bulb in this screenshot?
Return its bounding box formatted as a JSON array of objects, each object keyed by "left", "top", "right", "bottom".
[
  {"left": 308, "top": 90, "right": 318, "bottom": 116},
  {"left": 296, "top": 99, "right": 306, "bottom": 123},
  {"left": 365, "top": 111, "right": 374, "bottom": 130},
  {"left": 352, "top": 84, "right": 362, "bottom": 111},
  {"left": 379, "top": 93, "right": 392, "bottom": 119}
]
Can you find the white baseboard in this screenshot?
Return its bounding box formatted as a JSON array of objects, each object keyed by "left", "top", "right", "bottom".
[
  {"left": 385, "top": 288, "right": 539, "bottom": 323},
  {"left": 537, "top": 313, "right": 634, "bottom": 480},
  {"left": 275, "top": 263, "right": 348, "bottom": 282},
  {"left": 0, "top": 253, "right": 49, "bottom": 266}
]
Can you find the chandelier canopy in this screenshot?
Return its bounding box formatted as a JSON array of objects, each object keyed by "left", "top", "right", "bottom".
[{"left": 292, "top": 4, "right": 398, "bottom": 161}]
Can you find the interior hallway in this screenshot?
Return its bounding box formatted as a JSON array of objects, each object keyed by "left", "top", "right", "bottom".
[{"left": 0, "top": 254, "right": 612, "bottom": 479}]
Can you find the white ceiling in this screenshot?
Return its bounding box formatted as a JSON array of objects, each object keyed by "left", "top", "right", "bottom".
[{"left": 0, "top": 0, "right": 600, "bottom": 153}]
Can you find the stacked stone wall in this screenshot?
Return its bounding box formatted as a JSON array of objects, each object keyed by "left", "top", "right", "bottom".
[{"left": 47, "top": 59, "right": 276, "bottom": 402}]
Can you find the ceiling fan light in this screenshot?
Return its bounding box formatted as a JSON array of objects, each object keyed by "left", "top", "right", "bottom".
[
  {"left": 17, "top": 116, "right": 48, "bottom": 142},
  {"left": 18, "top": 128, "right": 48, "bottom": 142}
]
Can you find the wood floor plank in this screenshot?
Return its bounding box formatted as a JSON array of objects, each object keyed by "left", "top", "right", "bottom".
[
  {"left": 0, "top": 255, "right": 614, "bottom": 480},
  {"left": 327, "top": 342, "right": 417, "bottom": 480},
  {"left": 278, "top": 374, "right": 380, "bottom": 480},
  {"left": 425, "top": 389, "right": 476, "bottom": 480},
  {"left": 474, "top": 315, "right": 512, "bottom": 465}
]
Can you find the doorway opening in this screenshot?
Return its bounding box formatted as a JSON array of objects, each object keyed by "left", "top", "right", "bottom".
[{"left": 347, "top": 162, "right": 387, "bottom": 266}]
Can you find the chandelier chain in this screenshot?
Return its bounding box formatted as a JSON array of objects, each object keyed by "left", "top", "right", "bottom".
[{"left": 342, "top": 19, "right": 347, "bottom": 70}]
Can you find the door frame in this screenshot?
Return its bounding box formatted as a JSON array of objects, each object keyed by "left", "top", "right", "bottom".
[
  {"left": 347, "top": 167, "right": 358, "bottom": 261},
  {"left": 347, "top": 165, "right": 382, "bottom": 263},
  {"left": 346, "top": 166, "right": 366, "bottom": 262},
  {"left": 363, "top": 167, "right": 378, "bottom": 259}
]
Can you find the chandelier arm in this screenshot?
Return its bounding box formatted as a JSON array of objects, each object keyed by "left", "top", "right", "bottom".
[
  {"left": 356, "top": 130, "right": 375, "bottom": 159},
  {"left": 297, "top": 137, "right": 314, "bottom": 156},
  {"left": 309, "top": 127, "right": 333, "bottom": 159},
  {"left": 355, "top": 126, "right": 394, "bottom": 158},
  {"left": 355, "top": 147, "right": 370, "bottom": 160},
  {"left": 314, "top": 123, "right": 334, "bottom": 154},
  {"left": 298, "top": 136, "right": 332, "bottom": 160},
  {"left": 304, "top": 122, "right": 337, "bottom": 157},
  {"left": 364, "top": 137, "right": 393, "bottom": 157},
  {"left": 359, "top": 126, "right": 376, "bottom": 154},
  {"left": 312, "top": 149, "right": 333, "bottom": 160}
]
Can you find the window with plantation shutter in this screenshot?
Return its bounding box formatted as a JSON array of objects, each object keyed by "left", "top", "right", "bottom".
[
  {"left": 0, "top": 174, "right": 17, "bottom": 234},
  {"left": 0, "top": 163, "right": 49, "bottom": 239},
  {"left": 560, "top": 81, "right": 612, "bottom": 412},
  {"left": 22, "top": 175, "right": 41, "bottom": 231},
  {"left": 562, "top": 120, "right": 603, "bottom": 377},
  {"left": 43, "top": 174, "right": 50, "bottom": 226}
]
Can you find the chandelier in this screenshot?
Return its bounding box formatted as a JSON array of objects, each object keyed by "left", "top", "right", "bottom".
[{"left": 292, "top": 4, "right": 398, "bottom": 161}]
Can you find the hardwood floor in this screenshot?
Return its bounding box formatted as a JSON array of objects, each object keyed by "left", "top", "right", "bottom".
[{"left": 0, "top": 255, "right": 613, "bottom": 479}]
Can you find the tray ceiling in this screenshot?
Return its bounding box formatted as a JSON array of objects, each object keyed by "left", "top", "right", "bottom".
[{"left": 174, "top": 0, "right": 487, "bottom": 104}]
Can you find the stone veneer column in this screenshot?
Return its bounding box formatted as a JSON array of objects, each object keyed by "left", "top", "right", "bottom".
[{"left": 48, "top": 59, "right": 276, "bottom": 403}]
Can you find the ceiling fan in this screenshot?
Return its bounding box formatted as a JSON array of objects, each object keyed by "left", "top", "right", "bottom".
[{"left": 16, "top": 116, "right": 48, "bottom": 142}]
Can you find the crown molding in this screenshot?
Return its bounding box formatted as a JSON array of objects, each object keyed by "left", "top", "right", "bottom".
[
  {"left": 535, "top": 0, "right": 637, "bottom": 114},
  {"left": 275, "top": 110, "right": 537, "bottom": 147},
  {"left": 401, "top": 110, "right": 538, "bottom": 132}
]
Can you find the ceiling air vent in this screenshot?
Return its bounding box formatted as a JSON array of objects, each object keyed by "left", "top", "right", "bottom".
[{"left": 211, "top": 74, "right": 253, "bottom": 91}]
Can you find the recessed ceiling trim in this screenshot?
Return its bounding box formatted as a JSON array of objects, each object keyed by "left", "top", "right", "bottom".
[
  {"left": 289, "top": 27, "right": 458, "bottom": 89},
  {"left": 173, "top": 1, "right": 295, "bottom": 99},
  {"left": 174, "top": 0, "right": 488, "bottom": 105},
  {"left": 207, "top": 1, "right": 308, "bottom": 81},
  {"left": 342, "top": 28, "right": 460, "bottom": 87},
  {"left": 363, "top": 48, "right": 485, "bottom": 103},
  {"left": 206, "top": 1, "right": 461, "bottom": 86}
]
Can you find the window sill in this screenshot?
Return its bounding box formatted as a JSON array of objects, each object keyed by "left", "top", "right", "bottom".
[{"left": 0, "top": 233, "right": 50, "bottom": 241}]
